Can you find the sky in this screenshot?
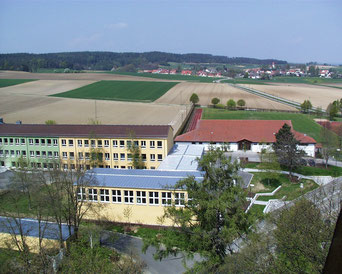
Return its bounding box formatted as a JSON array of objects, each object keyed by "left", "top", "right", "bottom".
[{"left": 0, "top": 0, "right": 341, "bottom": 64}]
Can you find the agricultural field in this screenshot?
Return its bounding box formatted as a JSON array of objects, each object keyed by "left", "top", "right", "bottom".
[
  {"left": 0, "top": 70, "right": 179, "bottom": 82},
  {"left": 0, "top": 79, "right": 36, "bottom": 88},
  {"left": 51, "top": 80, "right": 179, "bottom": 102},
  {"left": 241, "top": 83, "right": 342, "bottom": 109},
  {"left": 156, "top": 82, "right": 296, "bottom": 110},
  {"left": 202, "top": 108, "right": 323, "bottom": 142},
  {"left": 108, "top": 71, "right": 220, "bottom": 83}
]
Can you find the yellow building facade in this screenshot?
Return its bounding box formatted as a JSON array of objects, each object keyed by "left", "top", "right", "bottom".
[{"left": 77, "top": 169, "right": 201, "bottom": 226}]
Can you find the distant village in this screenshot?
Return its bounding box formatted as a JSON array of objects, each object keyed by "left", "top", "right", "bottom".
[{"left": 138, "top": 62, "right": 341, "bottom": 79}]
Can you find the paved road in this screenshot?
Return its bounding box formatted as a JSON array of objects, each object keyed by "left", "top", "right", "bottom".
[{"left": 101, "top": 231, "right": 201, "bottom": 274}]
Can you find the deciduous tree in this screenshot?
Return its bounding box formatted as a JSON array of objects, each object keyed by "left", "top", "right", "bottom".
[
  {"left": 189, "top": 93, "right": 199, "bottom": 105},
  {"left": 143, "top": 147, "right": 253, "bottom": 272},
  {"left": 226, "top": 99, "right": 236, "bottom": 110},
  {"left": 211, "top": 97, "right": 220, "bottom": 107}
]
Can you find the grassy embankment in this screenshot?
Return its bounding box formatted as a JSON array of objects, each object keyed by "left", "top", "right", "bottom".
[
  {"left": 51, "top": 80, "right": 179, "bottom": 102},
  {"left": 0, "top": 79, "right": 36, "bottom": 88}
]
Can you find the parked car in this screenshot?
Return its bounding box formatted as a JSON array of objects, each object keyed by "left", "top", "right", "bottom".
[{"left": 300, "top": 159, "right": 307, "bottom": 166}]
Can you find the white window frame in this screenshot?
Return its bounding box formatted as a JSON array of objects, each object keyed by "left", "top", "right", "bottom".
[
  {"left": 113, "top": 153, "right": 118, "bottom": 160},
  {"left": 48, "top": 151, "right": 52, "bottom": 159},
  {"left": 77, "top": 187, "right": 86, "bottom": 201},
  {"left": 53, "top": 139, "right": 58, "bottom": 146},
  {"left": 68, "top": 140, "right": 74, "bottom": 147},
  {"left": 29, "top": 139, "right": 33, "bottom": 145},
  {"left": 150, "top": 141, "right": 155, "bottom": 148},
  {"left": 100, "top": 189, "right": 110, "bottom": 202},
  {"left": 162, "top": 192, "right": 172, "bottom": 206},
  {"left": 149, "top": 191, "right": 159, "bottom": 205},
  {"left": 54, "top": 151, "right": 59, "bottom": 159},
  {"left": 61, "top": 139, "right": 66, "bottom": 147},
  {"left": 104, "top": 140, "right": 109, "bottom": 147},
  {"left": 88, "top": 188, "right": 98, "bottom": 202},
  {"left": 113, "top": 140, "right": 118, "bottom": 147},
  {"left": 42, "top": 151, "right": 46, "bottom": 158},
  {"left": 157, "top": 141, "right": 162, "bottom": 148},
  {"left": 30, "top": 151, "right": 35, "bottom": 158},
  {"left": 78, "top": 152, "right": 84, "bottom": 160},
  {"left": 112, "top": 190, "right": 122, "bottom": 203},
  {"left": 62, "top": 152, "right": 67, "bottom": 159},
  {"left": 157, "top": 154, "right": 163, "bottom": 161},
  {"left": 120, "top": 153, "right": 125, "bottom": 160},
  {"left": 175, "top": 193, "right": 185, "bottom": 206},
  {"left": 15, "top": 138, "right": 20, "bottom": 145},
  {"left": 150, "top": 154, "right": 155, "bottom": 162},
  {"left": 136, "top": 191, "right": 147, "bottom": 204},
  {"left": 105, "top": 153, "right": 110, "bottom": 161},
  {"left": 120, "top": 140, "right": 125, "bottom": 148},
  {"left": 78, "top": 140, "right": 83, "bottom": 147},
  {"left": 141, "top": 141, "right": 146, "bottom": 148},
  {"left": 124, "top": 190, "right": 134, "bottom": 204}
]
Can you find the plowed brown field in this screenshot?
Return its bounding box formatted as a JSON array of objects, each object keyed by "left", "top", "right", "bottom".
[
  {"left": 156, "top": 82, "right": 296, "bottom": 110},
  {"left": 241, "top": 84, "right": 342, "bottom": 109}
]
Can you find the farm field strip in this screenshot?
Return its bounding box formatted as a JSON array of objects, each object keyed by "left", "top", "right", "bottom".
[
  {"left": 0, "top": 70, "right": 180, "bottom": 82},
  {"left": 241, "top": 84, "right": 342, "bottom": 109},
  {"left": 51, "top": 80, "right": 180, "bottom": 102},
  {"left": 0, "top": 79, "right": 36, "bottom": 88},
  {"left": 156, "top": 82, "right": 296, "bottom": 111},
  {"left": 201, "top": 108, "right": 323, "bottom": 142},
  {"left": 0, "top": 80, "right": 96, "bottom": 96},
  {"left": 231, "top": 83, "right": 304, "bottom": 110}
]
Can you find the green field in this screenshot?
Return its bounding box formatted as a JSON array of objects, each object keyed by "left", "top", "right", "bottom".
[
  {"left": 107, "top": 71, "right": 220, "bottom": 83},
  {"left": 0, "top": 79, "right": 36, "bottom": 88},
  {"left": 51, "top": 80, "right": 179, "bottom": 102},
  {"left": 202, "top": 108, "right": 323, "bottom": 142}
]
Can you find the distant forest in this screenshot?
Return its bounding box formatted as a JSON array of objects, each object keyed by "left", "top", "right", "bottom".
[{"left": 0, "top": 51, "right": 287, "bottom": 72}]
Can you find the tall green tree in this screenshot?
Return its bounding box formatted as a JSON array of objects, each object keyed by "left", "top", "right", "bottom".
[
  {"left": 327, "top": 102, "right": 339, "bottom": 120},
  {"left": 273, "top": 124, "right": 305, "bottom": 177},
  {"left": 237, "top": 99, "right": 246, "bottom": 108},
  {"left": 320, "top": 125, "right": 338, "bottom": 168},
  {"left": 300, "top": 99, "right": 312, "bottom": 113},
  {"left": 211, "top": 97, "right": 220, "bottom": 107},
  {"left": 226, "top": 99, "right": 236, "bottom": 110},
  {"left": 143, "top": 147, "right": 253, "bottom": 272},
  {"left": 189, "top": 93, "right": 199, "bottom": 105}
]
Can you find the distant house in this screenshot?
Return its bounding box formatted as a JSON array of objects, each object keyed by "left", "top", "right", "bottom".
[
  {"left": 160, "top": 69, "right": 169, "bottom": 74},
  {"left": 175, "top": 120, "right": 316, "bottom": 157},
  {"left": 169, "top": 69, "right": 177, "bottom": 74},
  {"left": 181, "top": 70, "right": 192, "bottom": 75}
]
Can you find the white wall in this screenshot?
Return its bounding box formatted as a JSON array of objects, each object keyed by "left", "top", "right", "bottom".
[{"left": 176, "top": 141, "right": 315, "bottom": 157}]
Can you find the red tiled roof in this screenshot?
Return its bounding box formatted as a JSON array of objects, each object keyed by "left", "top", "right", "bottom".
[
  {"left": 0, "top": 124, "right": 171, "bottom": 138},
  {"left": 175, "top": 120, "right": 316, "bottom": 144}
]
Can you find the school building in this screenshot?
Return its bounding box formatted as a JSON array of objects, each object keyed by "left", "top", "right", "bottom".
[{"left": 0, "top": 123, "right": 174, "bottom": 170}]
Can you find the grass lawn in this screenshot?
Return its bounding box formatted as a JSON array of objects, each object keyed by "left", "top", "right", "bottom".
[
  {"left": 107, "top": 71, "right": 220, "bottom": 83},
  {"left": 0, "top": 79, "right": 36, "bottom": 88},
  {"left": 251, "top": 172, "right": 318, "bottom": 201},
  {"left": 51, "top": 80, "right": 179, "bottom": 102},
  {"left": 0, "top": 190, "right": 33, "bottom": 215},
  {"left": 202, "top": 108, "right": 323, "bottom": 142},
  {"left": 249, "top": 204, "right": 266, "bottom": 216},
  {"left": 245, "top": 162, "right": 342, "bottom": 177}
]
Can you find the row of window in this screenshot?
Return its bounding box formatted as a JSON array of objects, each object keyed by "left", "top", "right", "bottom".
[
  {"left": 62, "top": 164, "right": 155, "bottom": 170},
  {"left": 0, "top": 150, "right": 59, "bottom": 159},
  {"left": 61, "top": 152, "right": 163, "bottom": 162},
  {"left": 0, "top": 138, "right": 58, "bottom": 146},
  {"left": 77, "top": 188, "right": 186, "bottom": 206},
  {"left": 61, "top": 139, "right": 163, "bottom": 149}
]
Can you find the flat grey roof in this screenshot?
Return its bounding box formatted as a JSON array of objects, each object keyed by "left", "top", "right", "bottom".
[
  {"left": 0, "top": 216, "right": 74, "bottom": 241},
  {"left": 158, "top": 144, "right": 204, "bottom": 171},
  {"left": 87, "top": 168, "right": 252, "bottom": 190},
  {"left": 89, "top": 168, "right": 203, "bottom": 190}
]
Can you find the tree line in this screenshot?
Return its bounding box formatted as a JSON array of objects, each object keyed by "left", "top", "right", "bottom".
[{"left": 0, "top": 51, "right": 287, "bottom": 72}]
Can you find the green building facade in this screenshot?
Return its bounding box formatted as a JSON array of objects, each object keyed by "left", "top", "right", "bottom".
[{"left": 0, "top": 136, "right": 60, "bottom": 168}]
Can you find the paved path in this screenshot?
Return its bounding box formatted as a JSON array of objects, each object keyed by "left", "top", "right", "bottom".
[{"left": 101, "top": 231, "right": 201, "bottom": 274}]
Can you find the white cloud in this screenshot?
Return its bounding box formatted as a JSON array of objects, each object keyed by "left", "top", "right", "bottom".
[{"left": 105, "top": 22, "right": 128, "bottom": 30}]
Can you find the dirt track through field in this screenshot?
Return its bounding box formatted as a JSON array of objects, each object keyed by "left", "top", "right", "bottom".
[
  {"left": 0, "top": 71, "right": 180, "bottom": 82},
  {"left": 156, "top": 82, "right": 296, "bottom": 110},
  {"left": 241, "top": 84, "right": 342, "bottom": 109}
]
